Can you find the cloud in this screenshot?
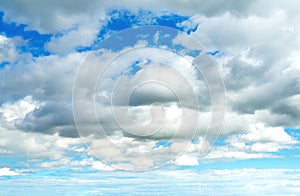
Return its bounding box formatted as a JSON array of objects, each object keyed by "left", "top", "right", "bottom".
[
  {"left": 2, "top": 1, "right": 298, "bottom": 140},
  {"left": 0, "top": 53, "right": 82, "bottom": 103},
  {"left": 0, "top": 52, "right": 84, "bottom": 137},
  {"left": 0, "top": 0, "right": 300, "bottom": 171},
  {"left": 44, "top": 20, "right": 102, "bottom": 54},
  {"left": 92, "top": 161, "right": 114, "bottom": 171},
  {"left": 174, "top": 154, "right": 199, "bottom": 166},
  {"left": 0, "top": 0, "right": 106, "bottom": 33},
  {"left": 239, "top": 123, "right": 294, "bottom": 143},
  {"left": 0, "top": 35, "right": 19, "bottom": 64},
  {"left": 1, "top": 0, "right": 287, "bottom": 34},
  {"left": 201, "top": 123, "right": 297, "bottom": 162},
  {"left": 0, "top": 126, "right": 81, "bottom": 160},
  {"left": 15, "top": 101, "right": 77, "bottom": 137},
  {"left": 0, "top": 167, "right": 19, "bottom": 176},
  {"left": 0, "top": 96, "right": 37, "bottom": 122},
  {"left": 189, "top": 9, "right": 300, "bottom": 129}
]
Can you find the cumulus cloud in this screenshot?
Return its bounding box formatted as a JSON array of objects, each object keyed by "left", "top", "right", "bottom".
[
  {"left": 174, "top": 154, "right": 199, "bottom": 166},
  {"left": 0, "top": 52, "right": 85, "bottom": 137},
  {"left": 0, "top": 35, "right": 19, "bottom": 64},
  {"left": 189, "top": 8, "right": 300, "bottom": 130},
  {"left": 0, "top": 96, "right": 37, "bottom": 122},
  {"left": 0, "top": 0, "right": 271, "bottom": 34},
  {"left": 0, "top": 126, "right": 81, "bottom": 160},
  {"left": 201, "top": 123, "right": 297, "bottom": 162},
  {"left": 0, "top": 167, "right": 19, "bottom": 176},
  {"left": 44, "top": 20, "right": 102, "bottom": 54},
  {"left": 0, "top": 0, "right": 106, "bottom": 33}
]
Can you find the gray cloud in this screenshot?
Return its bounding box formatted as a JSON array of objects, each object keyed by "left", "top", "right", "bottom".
[
  {"left": 2, "top": 0, "right": 295, "bottom": 34},
  {"left": 231, "top": 71, "right": 300, "bottom": 114},
  {"left": 190, "top": 8, "right": 300, "bottom": 129},
  {"left": 0, "top": 0, "right": 299, "bottom": 142},
  {"left": 0, "top": 0, "right": 105, "bottom": 33},
  {"left": 0, "top": 51, "right": 82, "bottom": 137},
  {"left": 15, "top": 101, "right": 78, "bottom": 137}
]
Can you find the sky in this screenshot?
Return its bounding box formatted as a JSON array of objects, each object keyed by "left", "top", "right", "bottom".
[{"left": 0, "top": 0, "right": 300, "bottom": 195}]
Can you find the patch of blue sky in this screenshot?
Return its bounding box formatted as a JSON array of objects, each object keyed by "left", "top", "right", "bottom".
[
  {"left": 272, "top": 147, "right": 300, "bottom": 158},
  {"left": 285, "top": 127, "right": 300, "bottom": 140},
  {"left": 127, "top": 60, "right": 142, "bottom": 76},
  {"left": 0, "top": 155, "right": 28, "bottom": 169},
  {"left": 171, "top": 43, "right": 202, "bottom": 57},
  {"left": 27, "top": 168, "right": 76, "bottom": 179},
  {"left": 77, "top": 10, "right": 198, "bottom": 53},
  {"left": 0, "top": 11, "right": 51, "bottom": 57},
  {"left": 185, "top": 49, "right": 201, "bottom": 57},
  {"left": 198, "top": 157, "right": 300, "bottom": 169},
  {"left": 100, "top": 9, "right": 196, "bottom": 38},
  {"left": 94, "top": 25, "right": 179, "bottom": 52},
  {"left": 154, "top": 13, "right": 198, "bottom": 34},
  {"left": 191, "top": 138, "right": 198, "bottom": 144},
  {"left": 207, "top": 50, "right": 226, "bottom": 59},
  {"left": 0, "top": 61, "right": 9, "bottom": 69},
  {"left": 112, "top": 59, "right": 151, "bottom": 80},
  {"left": 212, "top": 137, "right": 227, "bottom": 146},
  {"left": 207, "top": 50, "right": 220, "bottom": 56},
  {"left": 155, "top": 141, "right": 172, "bottom": 147},
  {"left": 68, "top": 151, "right": 91, "bottom": 162}
]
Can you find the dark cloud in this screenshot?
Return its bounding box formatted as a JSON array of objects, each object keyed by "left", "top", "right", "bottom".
[
  {"left": 0, "top": 0, "right": 104, "bottom": 33},
  {"left": 231, "top": 71, "right": 300, "bottom": 115},
  {"left": 15, "top": 101, "right": 78, "bottom": 137}
]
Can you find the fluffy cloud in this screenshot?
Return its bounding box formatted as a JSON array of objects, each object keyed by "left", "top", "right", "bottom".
[
  {"left": 0, "top": 51, "right": 85, "bottom": 137},
  {"left": 44, "top": 20, "right": 102, "bottom": 54},
  {"left": 0, "top": 35, "right": 19, "bottom": 64},
  {"left": 0, "top": 126, "right": 81, "bottom": 160},
  {"left": 0, "top": 96, "right": 37, "bottom": 122},
  {"left": 2, "top": 0, "right": 300, "bottom": 34},
  {"left": 174, "top": 154, "right": 199, "bottom": 166},
  {"left": 0, "top": 0, "right": 106, "bottom": 33},
  {"left": 201, "top": 123, "right": 297, "bottom": 162},
  {"left": 189, "top": 8, "right": 300, "bottom": 130},
  {"left": 0, "top": 167, "right": 19, "bottom": 176}
]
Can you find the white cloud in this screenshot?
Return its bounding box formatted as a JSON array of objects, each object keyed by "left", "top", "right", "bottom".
[
  {"left": 188, "top": 9, "right": 300, "bottom": 129},
  {"left": 201, "top": 123, "right": 297, "bottom": 162},
  {"left": 241, "top": 123, "right": 294, "bottom": 143},
  {"left": 45, "top": 20, "right": 102, "bottom": 54},
  {"left": 0, "top": 126, "right": 81, "bottom": 160},
  {"left": 92, "top": 161, "right": 114, "bottom": 171},
  {"left": 174, "top": 154, "right": 199, "bottom": 166},
  {"left": 0, "top": 96, "right": 38, "bottom": 122},
  {"left": 251, "top": 142, "right": 282, "bottom": 153},
  {"left": 0, "top": 167, "right": 19, "bottom": 176},
  {"left": 0, "top": 0, "right": 106, "bottom": 33},
  {"left": 0, "top": 35, "right": 19, "bottom": 63},
  {"left": 203, "top": 147, "right": 275, "bottom": 161}
]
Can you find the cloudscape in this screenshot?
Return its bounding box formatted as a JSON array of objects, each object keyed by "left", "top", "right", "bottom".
[{"left": 0, "top": 0, "right": 300, "bottom": 195}]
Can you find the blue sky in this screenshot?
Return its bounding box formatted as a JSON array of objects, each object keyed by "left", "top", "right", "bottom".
[{"left": 0, "top": 0, "right": 300, "bottom": 195}]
